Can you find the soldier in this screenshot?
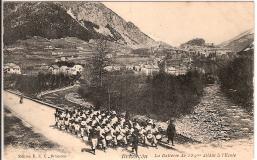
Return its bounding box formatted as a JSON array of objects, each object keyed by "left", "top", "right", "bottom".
[
  {"left": 80, "top": 118, "right": 87, "bottom": 137},
  {"left": 58, "top": 117, "right": 64, "bottom": 130},
  {"left": 110, "top": 125, "right": 118, "bottom": 146},
  {"left": 166, "top": 119, "right": 176, "bottom": 146},
  {"left": 99, "top": 125, "right": 107, "bottom": 152},
  {"left": 54, "top": 109, "right": 59, "bottom": 126},
  {"left": 74, "top": 121, "right": 81, "bottom": 136},
  {"left": 64, "top": 117, "right": 69, "bottom": 131},
  {"left": 19, "top": 94, "right": 23, "bottom": 104},
  {"left": 119, "top": 127, "right": 128, "bottom": 146},
  {"left": 131, "top": 129, "right": 139, "bottom": 155},
  {"left": 89, "top": 126, "right": 99, "bottom": 155},
  {"left": 86, "top": 121, "right": 93, "bottom": 137}
]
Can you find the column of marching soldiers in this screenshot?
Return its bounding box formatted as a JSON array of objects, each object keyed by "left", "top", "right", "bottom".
[{"left": 54, "top": 106, "right": 176, "bottom": 155}]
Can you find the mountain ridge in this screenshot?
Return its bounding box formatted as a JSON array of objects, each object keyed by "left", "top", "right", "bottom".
[
  {"left": 3, "top": 1, "right": 156, "bottom": 48},
  {"left": 219, "top": 28, "right": 254, "bottom": 52}
]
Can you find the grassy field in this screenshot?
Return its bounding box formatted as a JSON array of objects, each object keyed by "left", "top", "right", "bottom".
[
  {"left": 40, "top": 85, "right": 82, "bottom": 109},
  {"left": 4, "top": 36, "right": 135, "bottom": 74}
]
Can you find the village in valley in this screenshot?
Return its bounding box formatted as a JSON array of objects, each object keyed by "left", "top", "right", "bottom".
[
  {"left": 2, "top": 1, "right": 254, "bottom": 160},
  {"left": 4, "top": 38, "right": 234, "bottom": 77}
]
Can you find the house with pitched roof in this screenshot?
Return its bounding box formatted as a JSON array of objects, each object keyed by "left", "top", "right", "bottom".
[{"left": 4, "top": 63, "right": 21, "bottom": 74}]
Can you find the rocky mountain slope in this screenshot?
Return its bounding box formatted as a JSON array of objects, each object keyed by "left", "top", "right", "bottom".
[
  {"left": 219, "top": 29, "right": 254, "bottom": 52},
  {"left": 176, "top": 84, "right": 253, "bottom": 143},
  {"left": 3, "top": 2, "right": 156, "bottom": 48}
]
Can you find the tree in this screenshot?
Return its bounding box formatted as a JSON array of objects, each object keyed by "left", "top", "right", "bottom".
[{"left": 91, "top": 38, "right": 111, "bottom": 87}]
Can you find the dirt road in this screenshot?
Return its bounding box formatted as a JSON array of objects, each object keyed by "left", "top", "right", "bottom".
[{"left": 3, "top": 91, "right": 253, "bottom": 160}]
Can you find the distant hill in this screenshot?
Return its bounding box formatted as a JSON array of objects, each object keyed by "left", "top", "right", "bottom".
[
  {"left": 180, "top": 38, "right": 206, "bottom": 47},
  {"left": 3, "top": 2, "right": 156, "bottom": 48},
  {"left": 219, "top": 29, "right": 254, "bottom": 52}
]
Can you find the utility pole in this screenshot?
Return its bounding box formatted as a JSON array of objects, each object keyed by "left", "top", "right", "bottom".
[
  {"left": 108, "top": 86, "right": 111, "bottom": 114},
  {"left": 107, "top": 73, "right": 117, "bottom": 115}
]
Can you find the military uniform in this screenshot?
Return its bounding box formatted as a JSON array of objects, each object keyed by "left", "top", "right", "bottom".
[{"left": 167, "top": 122, "right": 176, "bottom": 146}]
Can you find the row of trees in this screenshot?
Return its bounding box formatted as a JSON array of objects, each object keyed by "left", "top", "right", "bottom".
[
  {"left": 78, "top": 70, "right": 205, "bottom": 120},
  {"left": 4, "top": 73, "right": 80, "bottom": 96}
]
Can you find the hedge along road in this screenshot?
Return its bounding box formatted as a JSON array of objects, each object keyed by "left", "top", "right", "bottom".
[{"left": 3, "top": 91, "right": 253, "bottom": 160}]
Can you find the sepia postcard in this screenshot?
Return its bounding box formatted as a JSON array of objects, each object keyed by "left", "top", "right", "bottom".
[{"left": 2, "top": 1, "right": 254, "bottom": 160}]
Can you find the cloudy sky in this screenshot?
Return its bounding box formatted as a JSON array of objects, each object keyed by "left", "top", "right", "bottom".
[{"left": 103, "top": 2, "right": 254, "bottom": 46}]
